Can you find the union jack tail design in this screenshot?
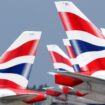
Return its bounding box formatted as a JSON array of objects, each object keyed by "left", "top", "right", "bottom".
[
  {"left": 55, "top": 1, "right": 105, "bottom": 79},
  {"left": 47, "top": 45, "right": 75, "bottom": 72},
  {"left": 0, "top": 31, "right": 41, "bottom": 89}
]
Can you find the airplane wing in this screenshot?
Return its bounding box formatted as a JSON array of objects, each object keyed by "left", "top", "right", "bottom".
[
  {"left": 57, "top": 71, "right": 105, "bottom": 103},
  {"left": 0, "top": 94, "right": 37, "bottom": 103},
  {"left": 57, "top": 71, "right": 105, "bottom": 85}
]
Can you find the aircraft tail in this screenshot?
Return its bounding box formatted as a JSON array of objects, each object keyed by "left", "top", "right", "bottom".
[
  {"left": 55, "top": 1, "right": 105, "bottom": 79},
  {"left": 0, "top": 31, "right": 41, "bottom": 89},
  {"left": 47, "top": 45, "right": 75, "bottom": 73}
]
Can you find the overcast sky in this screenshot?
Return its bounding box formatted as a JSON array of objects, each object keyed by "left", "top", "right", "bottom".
[{"left": 0, "top": 0, "right": 105, "bottom": 87}]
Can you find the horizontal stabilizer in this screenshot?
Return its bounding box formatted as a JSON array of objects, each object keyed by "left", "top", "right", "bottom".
[
  {"left": 57, "top": 71, "right": 105, "bottom": 85},
  {"left": 0, "top": 94, "right": 37, "bottom": 103}
]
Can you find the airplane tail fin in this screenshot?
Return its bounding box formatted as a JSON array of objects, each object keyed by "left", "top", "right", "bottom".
[
  {"left": 47, "top": 45, "right": 75, "bottom": 73},
  {"left": 0, "top": 31, "right": 41, "bottom": 89},
  {"left": 55, "top": 1, "right": 105, "bottom": 77}
]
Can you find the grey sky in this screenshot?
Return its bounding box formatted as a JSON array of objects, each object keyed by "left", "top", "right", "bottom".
[{"left": 0, "top": 0, "right": 105, "bottom": 87}]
